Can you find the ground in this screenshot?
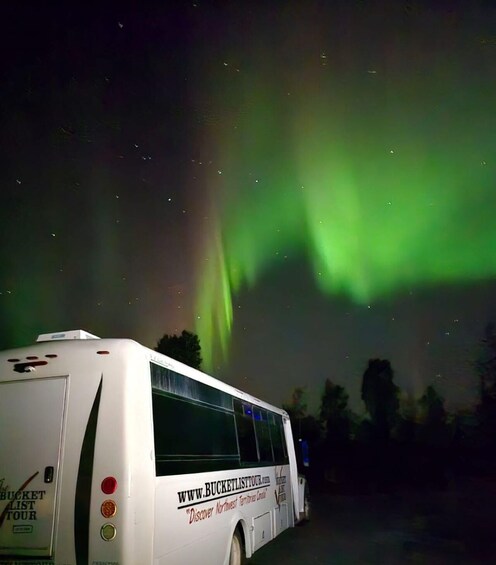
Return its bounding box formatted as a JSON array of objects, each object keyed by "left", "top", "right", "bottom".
[{"left": 249, "top": 478, "right": 496, "bottom": 564}]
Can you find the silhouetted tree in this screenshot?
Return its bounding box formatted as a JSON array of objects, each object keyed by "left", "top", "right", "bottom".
[
  {"left": 283, "top": 387, "right": 320, "bottom": 441},
  {"left": 477, "top": 323, "right": 496, "bottom": 394},
  {"left": 319, "top": 379, "right": 351, "bottom": 446},
  {"left": 361, "top": 359, "right": 399, "bottom": 443},
  {"left": 475, "top": 323, "right": 496, "bottom": 449},
  {"left": 155, "top": 330, "right": 202, "bottom": 369},
  {"left": 415, "top": 385, "right": 451, "bottom": 486},
  {"left": 395, "top": 392, "right": 418, "bottom": 445},
  {"left": 283, "top": 387, "right": 307, "bottom": 421},
  {"left": 317, "top": 379, "right": 354, "bottom": 488},
  {"left": 283, "top": 387, "right": 320, "bottom": 472},
  {"left": 417, "top": 385, "right": 449, "bottom": 447}
]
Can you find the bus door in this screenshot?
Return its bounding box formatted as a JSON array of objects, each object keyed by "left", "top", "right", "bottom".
[{"left": 0, "top": 376, "right": 67, "bottom": 559}]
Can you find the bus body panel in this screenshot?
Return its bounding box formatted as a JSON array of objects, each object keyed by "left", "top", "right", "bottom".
[
  {"left": 0, "top": 333, "right": 304, "bottom": 564},
  {"left": 83, "top": 341, "right": 155, "bottom": 565},
  {"left": 153, "top": 463, "right": 293, "bottom": 564}
]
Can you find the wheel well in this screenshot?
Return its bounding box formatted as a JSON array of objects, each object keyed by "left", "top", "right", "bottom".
[{"left": 235, "top": 521, "right": 248, "bottom": 557}]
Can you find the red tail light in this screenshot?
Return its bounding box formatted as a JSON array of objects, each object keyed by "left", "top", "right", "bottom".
[{"left": 101, "top": 477, "right": 117, "bottom": 495}]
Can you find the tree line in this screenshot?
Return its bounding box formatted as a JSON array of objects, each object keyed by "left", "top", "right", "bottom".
[{"left": 282, "top": 323, "right": 496, "bottom": 490}]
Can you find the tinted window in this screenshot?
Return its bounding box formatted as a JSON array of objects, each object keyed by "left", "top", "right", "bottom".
[
  {"left": 152, "top": 391, "right": 239, "bottom": 476},
  {"left": 254, "top": 408, "right": 273, "bottom": 463},
  {"left": 151, "top": 363, "right": 232, "bottom": 410},
  {"left": 233, "top": 400, "right": 258, "bottom": 464},
  {"left": 270, "top": 413, "right": 289, "bottom": 464}
]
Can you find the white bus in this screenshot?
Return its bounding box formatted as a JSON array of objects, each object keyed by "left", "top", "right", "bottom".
[{"left": 0, "top": 330, "right": 309, "bottom": 565}]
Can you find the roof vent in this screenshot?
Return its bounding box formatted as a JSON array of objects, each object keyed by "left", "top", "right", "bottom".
[{"left": 36, "top": 330, "right": 100, "bottom": 342}]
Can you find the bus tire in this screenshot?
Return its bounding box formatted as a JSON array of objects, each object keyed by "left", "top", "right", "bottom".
[{"left": 229, "top": 528, "right": 245, "bottom": 565}]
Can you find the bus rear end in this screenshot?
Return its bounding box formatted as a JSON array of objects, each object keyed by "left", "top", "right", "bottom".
[{"left": 0, "top": 333, "right": 155, "bottom": 565}]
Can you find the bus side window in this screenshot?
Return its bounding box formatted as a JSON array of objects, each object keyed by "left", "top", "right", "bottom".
[
  {"left": 233, "top": 400, "right": 258, "bottom": 464},
  {"left": 254, "top": 408, "right": 273, "bottom": 463},
  {"left": 269, "top": 413, "right": 289, "bottom": 465},
  {"left": 152, "top": 391, "right": 238, "bottom": 475}
]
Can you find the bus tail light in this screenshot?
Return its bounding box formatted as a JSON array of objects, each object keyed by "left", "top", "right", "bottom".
[
  {"left": 100, "top": 523, "right": 117, "bottom": 541},
  {"left": 101, "top": 476, "right": 117, "bottom": 494}
]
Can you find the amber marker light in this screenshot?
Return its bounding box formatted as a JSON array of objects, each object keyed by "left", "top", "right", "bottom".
[{"left": 101, "top": 499, "right": 117, "bottom": 518}]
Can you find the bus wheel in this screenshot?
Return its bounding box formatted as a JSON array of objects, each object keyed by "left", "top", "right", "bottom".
[{"left": 229, "top": 528, "right": 245, "bottom": 565}]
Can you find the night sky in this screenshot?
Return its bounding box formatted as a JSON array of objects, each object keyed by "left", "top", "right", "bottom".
[{"left": 1, "top": 1, "right": 495, "bottom": 413}]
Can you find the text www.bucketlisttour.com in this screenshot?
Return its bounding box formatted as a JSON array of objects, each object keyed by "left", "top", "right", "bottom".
[{"left": 177, "top": 474, "right": 270, "bottom": 506}]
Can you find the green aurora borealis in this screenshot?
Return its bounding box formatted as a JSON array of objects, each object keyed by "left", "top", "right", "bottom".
[
  {"left": 194, "top": 6, "right": 496, "bottom": 370},
  {"left": 1, "top": 2, "right": 495, "bottom": 410}
]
